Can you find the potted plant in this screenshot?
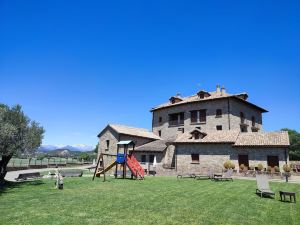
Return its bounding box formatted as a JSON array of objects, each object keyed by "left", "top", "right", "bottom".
[
  {"left": 267, "top": 166, "right": 272, "bottom": 173},
  {"left": 240, "top": 164, "right": 245, "bottom": 172},
  {"left": 249, "top": 165, "right": 255, "bottom": 171},
  {"left": 223, "top": 160, "right": 235, "bottom": 172},
  {"left": 282, "top": 164, "right": 291, "bottom": 182},
  {"left": 257, "top": 163, "right": 264, "bottom": 174},
  {"left": 274, "top": 166, "right": 280, "bottom": 173}
]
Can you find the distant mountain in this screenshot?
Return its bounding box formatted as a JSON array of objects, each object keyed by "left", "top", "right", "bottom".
[
  {"left": 38, "top": 145, "right": 60, "bottom": 152},
  {"left": 38, "top": 144, "right": 94, "bottom": 152}
]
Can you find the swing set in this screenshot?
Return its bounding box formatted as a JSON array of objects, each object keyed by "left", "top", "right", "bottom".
[{"left": 92, "top": 140, "right": 145, "bottom": 181}]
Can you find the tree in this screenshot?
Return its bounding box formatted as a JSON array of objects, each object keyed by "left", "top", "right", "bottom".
[
  {"left": 0, "top": 104, "right": 44, "bottom": 187},
  {"left": 79, "top": 152, "right": 90, "bottom": 161},
  {"left": 281, "top": 128, "right": 300, "bottom": 160},
  {"left": 94, "top": 143, "right": 99, "bottom": 153}
]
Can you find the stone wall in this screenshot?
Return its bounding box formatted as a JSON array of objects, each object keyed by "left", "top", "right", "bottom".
[
  {"left": 119, "top": 134, "right": 154, "bottom": 148},
  {"left": 174, "top": 144, "right": 287, "bottom": 174},
  {"left": 229, "top": 98, "right": 263, "bottom": 132},
  {"left": 99, "top": 127, "right": 119, "bottom": 156},
  {"left": 97, "top": 127, "right": 158, "bottom": 174},
  {"left": 133, "top": 151, "right": 165, "bottom": 175},
  {"left": 152, "top": 99, "right": 231, "bottom": 140},
  {"left": 233, "top": 146, "right": 287, "bottom": 170},
  {"left": 152, "top": 97, "right": 264, "bottom": 140}
]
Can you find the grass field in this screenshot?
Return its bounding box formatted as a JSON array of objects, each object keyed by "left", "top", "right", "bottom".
[{"left": 0, "top": 177, "right": 299, "bottom": 225}]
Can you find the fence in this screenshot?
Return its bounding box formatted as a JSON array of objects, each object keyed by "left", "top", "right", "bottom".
[{"left": 7, "top": 157, "right": 91, "bottom": 170}]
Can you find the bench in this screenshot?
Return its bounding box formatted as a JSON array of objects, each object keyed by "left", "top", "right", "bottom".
[
  {"left": 60, "top": 170, "right": 83, "bottom": 177},
  {"left": 177, "top": 173, "right": 196, "bottom": 178},
  {"left": 87, "top": 166, "right": 96, "bottom": 172},
  {"left": 279, "top": 191, "right": 296, "bottom": 203},
  {"left": 15, "top": 172, "right": 42, "bottom": 181}
]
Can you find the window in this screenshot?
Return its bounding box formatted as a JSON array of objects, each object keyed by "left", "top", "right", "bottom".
[
  {"left": 191, "top": 111, "right": 198, "bottom": 123},
  {"left": 149, "top": 155, "right": 155, "bottom": 164},
  {"left": 252, "top": 116, "right": 256, "bottom": 127},
  {"left": 240, "top": 126, "right": 248, "bottom": 133},
  {"left": 178, "top": 128, "right": 184, "bottom": 134},
  {"left": 200, "top": 110, "right": 206, "bottom": 123},
  {"left": 159, "top": 117, "right": 162, "bottom": 123},
  {"left": 199, "top": 93, "right": 205, "bottom": 99},
  {"left": 158, "top": 130, "right": 162, "bottom": 137},
  {"left": 105, "top": 140, "right": 110, "bottom": 150},
  {"left": 216, "top": 125, "right": 222, "bottom": 131},
  {"left": 169, "top": 112, "right": 184, "bottom": 126},
  {"left": 141, "top": 155, "right": 147, "bottom": 163},
  {"left": 240, "top": 112, "right": 245, "bottom": 124},
  {"left": 190, "top": 110, "right": 206, "bottom": 124},
  {"left": 191, "top": 154, "right": 199, "bottom": 163},
  {"left": 216, "top": 109, "right": 222, "bottom": 117}
]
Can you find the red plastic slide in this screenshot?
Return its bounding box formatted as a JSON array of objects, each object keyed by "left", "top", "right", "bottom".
[{"left": 126, "top": 155, "right": 145, "bottom": 179}]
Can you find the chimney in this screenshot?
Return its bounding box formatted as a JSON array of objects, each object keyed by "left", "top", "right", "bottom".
[
  {"left": 221, "top": 86, "right": 226, "bottom": 95},
  {"left": 216, "top": 85, "right": 221, "bottom": 93}
]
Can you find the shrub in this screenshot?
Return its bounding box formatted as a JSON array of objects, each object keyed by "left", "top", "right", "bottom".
[
  {"left": 257, "top": 163, "right": 264, "bottom": 171},
  {"left": 230, "top": 162, "right": 235, "bottom": 169},
  {"left": 274, "top": 166, "right": 280, "bottom": 173},
  {"left": 283, "top": 164, "right": 291, "bottom": 173},
  {"left": 224, "top": 160, "right": 235, "bottom": 169},
  {"left": 267, "top": 166, "right": 272, "bottom": 173},
  {"left": 240, "top": 164, "right": 245, "bottom": 171}
]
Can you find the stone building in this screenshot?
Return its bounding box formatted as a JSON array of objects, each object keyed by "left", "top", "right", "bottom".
[{"left": 97, "top": 85, "right": 290, "bottom": 175}]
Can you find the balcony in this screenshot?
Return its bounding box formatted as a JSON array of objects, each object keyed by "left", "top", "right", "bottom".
[{"left": 169, "top": 120, "right": 184, "bottom": 127}]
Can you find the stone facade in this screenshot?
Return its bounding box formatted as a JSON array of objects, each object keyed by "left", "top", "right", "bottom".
[
  {"left": 229, "top": 98, "right": 263, "bottom": 132},
  {"left": 98, "top": 126, "right": 157, "bottom": 171},
  {"left": 97, "top": 86, "right": 289, "bottom": 176},
  {"left": 152, "top": 97, "right": 264, "bottom": 141},
  {"left": 175, "top": 144, "right": 287, "bottom": 174}
]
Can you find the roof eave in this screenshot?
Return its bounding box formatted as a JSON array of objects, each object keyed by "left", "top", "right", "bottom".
[
  {"left": 230, "top": 96, "right": 268, "bottom": 113},
  {"left": 150, "top": 95, "right": 268, "bottom": 113},
  {"left": 233, "top": 145, "right": 290, "bottom": 148}
]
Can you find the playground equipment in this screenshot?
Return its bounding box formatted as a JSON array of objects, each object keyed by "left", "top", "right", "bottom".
[{"left": 92, "top": 140, "right": 145, "bottom": 181}]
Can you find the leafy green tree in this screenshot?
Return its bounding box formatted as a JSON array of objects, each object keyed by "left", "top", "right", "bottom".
[
  {"left": 79, "top": 152, "right": 90, "bottom": 161},
  {"left": 281, "top": 128, "right": 300, "bottom": 160},
  {"left": 94, "top": 143, "right": 99, "bottom": 153},
  {"left": 0, "top": 104, "right": 44, "bottom": 187},
  {"left": 37, "top": 153, "right": 47, "bottom": 161}
]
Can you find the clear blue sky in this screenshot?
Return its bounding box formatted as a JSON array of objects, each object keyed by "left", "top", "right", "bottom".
[{"left": 1, "top": 1, "right": 300, "bottom": 146}]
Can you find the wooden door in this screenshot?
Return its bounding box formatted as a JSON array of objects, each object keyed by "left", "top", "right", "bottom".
[
  {"left": 238, "top": 155, "right": 249, "bottom": 167},
  {"left": 267, "top": 156, "right": 279, "bottom": 168}
]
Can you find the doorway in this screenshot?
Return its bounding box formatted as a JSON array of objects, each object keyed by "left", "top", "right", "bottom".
[
  {"left": 238, "top": 155, "right": 249, "bottom": 167},
  {"left": 267, "top": 156, "right": 279, "bottom": 168}
]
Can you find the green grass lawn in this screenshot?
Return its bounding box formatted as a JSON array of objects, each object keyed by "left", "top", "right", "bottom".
[{"left": 0, "top": 177, "right": 299, "bottom": 225}]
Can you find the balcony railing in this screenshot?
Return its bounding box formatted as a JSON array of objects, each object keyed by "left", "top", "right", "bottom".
[{"left": 169, "top": 120, "right": 184, "bottom": 126}]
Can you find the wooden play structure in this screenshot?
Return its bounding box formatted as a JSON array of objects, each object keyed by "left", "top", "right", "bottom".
[{"left": 92, "top": 140, "right": 145, "bottom": 181}]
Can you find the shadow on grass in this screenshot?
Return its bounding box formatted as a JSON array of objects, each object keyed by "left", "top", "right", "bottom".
[
  {"left": 255, "top": 192, "right": 276, "bottom": 199},
  {"left": 278, "top": 200, "right": 296, "bottom": 204},
  {"left": 0, "top": 179, "right": 45, "bottom": 195}
]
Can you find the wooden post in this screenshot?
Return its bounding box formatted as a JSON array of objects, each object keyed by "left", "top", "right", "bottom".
[
  {"left": 102, "top": 154, "right": 106, "bottom": 182},
  {"left": 115, "top": 145, "right": 119, "bottom": 179},
  {"left": 123, "top": 144, "right": 127, "bottom": 179},
  {"left": 92, "top": 153, "right": 103, "bottom": 181}
]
